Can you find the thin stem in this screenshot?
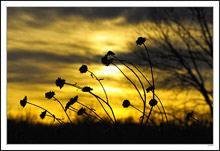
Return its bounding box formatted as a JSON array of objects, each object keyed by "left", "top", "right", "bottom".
[
  {"left": 124, "top": 60, "right": 151, "bottom": 86},
  {"left": 26, "top": 102, "right": 64, "bottom": 126},
  {"left": 64, "top": 81, "right": 116, "bottom": 124},
  {"left": 156, "top": 104, "right": 164, "bottom": 123},
  {"left": 113, "top": 56, "right": 147, "bottom": 126},
  {"left": 130, "top": 104, "right": 144, "bottom": 114},
  {"left": 155, "top": 94, "right": 168, "bottom": 125},
  {"left": 77, "top": 101, "right": 95, "bottom": 111},
  {"left": 65, "top": 82, "right": 82, "bottom": 89},
  {"left": 88, "top": 70, "right": 109, "bottom": 104},
  {"left": 143, "top": 43, "right": 155, "bottom": 99},
  {"left": 124, "top": 58, "right": 168, "bottom": 124},
  {"left": 191, "top": 116, "right": 202, "bottom": 125},
  {"left": 112, "top": 63, "right": 145, "bottom": 103},
  {"left": 143, "top": 106, "right": 154, "bottom": 127},
  {"left": 46, "top": 115, "right": 66, "bottom": 125},
  {"left": 84, "top": 112, "right": 94, "bottom": 123},
  {"left": 131, "top": 104, "right": 157, "bottom": 125},
  {"left": 85, "top": 112, "right": 102, "bottom": 122},
  {"left": 76, "top": 102, "right": 106, "bottom": 123},
  {"left": 53, "top": 97, "right": 73, "bottom": 124},
  {"left": 89, "top": 91, "right": 117, "bottom": 124},
  {"left": 69, "top": 106, "right": 78, "bottom": 112},
  {"left": 69, "top": 107, "right": 77, "bottom": 112}
]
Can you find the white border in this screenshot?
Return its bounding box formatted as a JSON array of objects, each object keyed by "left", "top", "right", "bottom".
[{"left": 1, "top": 1, "right": 219, "bottom": 150}]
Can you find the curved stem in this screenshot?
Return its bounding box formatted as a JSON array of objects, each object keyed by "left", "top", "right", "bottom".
[
  {"left": 65, "top": 82, "right": 82, "bottom": 89},
  {"left": 77, "top": 101, "right": 95, "bottom": 111},
  {"left": 143, "top": 106, "right": 154, "bottom": 127},
  {"left": 53, "top": 97, "right": 73, "bottom": 124},
  {"left": 76, "top": 102, "right": 106, "bottom": 123},
  {"left": 85, "top": 112, "right": 102, "bottom": 122},
  {"left": 130, "top": 104, "right": 150, "bottom": 119},
  {"left": 64, "top": 81, "right": 116, "bottom": 124},
  {"left": 26, "top": 102, "right": 64, "bottom": 126},
  {"left": 156, "top": 104, "right": 164, "bottom": 123},
  {"left": 155, "top": 94, "right": 168, "bottom": 124},
  {"left": 143, "top": 43, "right": 155, "bottom": 99},
  {"left": 88, "top": 70, "right": 109, "bottom": 104},
  {"left": 69, "top": 106, "right": 78, "bottom": 112},
  {"left": 130, "top": 104, "right": 161, "bottom": 125},
  {"left": 46, "top": 115, "right": 66, "bottom": 125},
  {"left": 89, "top": 91, "right": 116, "bottom": 124},
  {"left": 113, "top": 56, "right": 147, "bottom": 125},
  {"left": 124, "top": 60, "right": 151, "bottom": 86},
  {"left": 124, "top": 60, "right": 168, "bottom": 124},
  {"left": 112, "top": 63, "right": 145, "bottom": 103}
]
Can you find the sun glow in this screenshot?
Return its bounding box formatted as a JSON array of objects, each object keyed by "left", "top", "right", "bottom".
[{"left": 95, "top": 66, "right": 121, "bottom": 76}]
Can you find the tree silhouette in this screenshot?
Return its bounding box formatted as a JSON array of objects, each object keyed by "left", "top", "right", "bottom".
[{"left": 138, "top": 8, "right": 213, "bottom": 116}]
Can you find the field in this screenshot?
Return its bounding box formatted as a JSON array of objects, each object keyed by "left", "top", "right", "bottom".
[{"left": 7, "top": 119, "right": 213, "bottom": 144}]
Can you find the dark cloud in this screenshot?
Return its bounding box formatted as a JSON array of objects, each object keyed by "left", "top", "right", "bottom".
[
  {"left": 7, "top": 49, "right": 104, "bottom": 84},
  {"left": 114, "top": 45, "right": 212, "bottom": 71},
  {"left": 7, "top": 49, "right": 102, "bottom": 64},
  {"left": 7, "top": 7, "right": 213, "bottom": 28}
]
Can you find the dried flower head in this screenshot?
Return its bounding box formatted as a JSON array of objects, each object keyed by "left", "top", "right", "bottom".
[
  {"left": 20, "top": 96, "right": 27, "bottom": 108},
  {"left": 107, "top": 51, "right": 115, "bottom": 56},
  {"left": 77, "top": 107, "right": 86, "bottom": 115},
  {"left": 122, "top": 100, "right": 130, "bottom": 108},
  {"left": 40, "top": 110, "right": 47, "bottom": 119},
  {"left": 45, "top": 91, "right": 55, "bottom": 99},
  {"left": 149, "top": 99, "right": 157, "bottom": 106},
  {"left": 79, "top": 65, "right": 88, "bottom": 73},
  {"left": 146, "top": 86, "right": 155, "bottom": 93},
  {"left": 55, "top": 77, "right": 65, "bottom": 89},
  {"left": 186, "top": 111, "right": 194, "bottom": 121},
  {"left": 82, "top": 86, "right": 93, "bottom": 92},
  {"left": 101, "top": 55, "right": 113, "bottom": 66},
  {"left": 65, "top": 96, "right": 78, "bottom": 111},
  {"left": 136, "top": 37, "right": 146, "bottom": 45}
]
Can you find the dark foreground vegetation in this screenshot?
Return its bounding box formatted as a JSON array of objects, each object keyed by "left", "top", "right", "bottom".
[{"left": 8, "top": 119, "right": 212, "bottom": 144}]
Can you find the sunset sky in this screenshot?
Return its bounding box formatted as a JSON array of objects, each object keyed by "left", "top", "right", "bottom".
[{"left": 7, "top": 7, "right": 213, "bottom": 124}]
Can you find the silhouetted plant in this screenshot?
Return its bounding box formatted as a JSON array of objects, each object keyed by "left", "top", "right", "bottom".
[
  {"left": 19, "top": 96, "right": 65, "bottom": 125},
  {"left": 19, "top": 36, "right": 169, "bottom": 132},
  {"left": 56, "top": 77, "right": 65, "bottom": 89},
  {"left": 101, "top": 41, "right": 167, "bottom": 127},
  {"left": 122, "top": 100, "right": 130, "bottom": 108},
  {"left": 185, "top": 111, "right": 201, "bottom": 125},
  {"left": 79, "top": 65, "right": 88, "bottom": 73},
  {"left": 45, "top": 91, "right": 73, "bottom": 124},
  {"left": 77, "top": 107, "right": 86, "bottom": 116},
  {"left": 40, "top": 110, "right": 47, "bottom": 119}
]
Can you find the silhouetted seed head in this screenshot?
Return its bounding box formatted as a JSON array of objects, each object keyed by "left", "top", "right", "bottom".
[
  {"left": 45, "top": 91, "right": 55, "bottom": 99},
  {"left": 77, "top": 107, "right": 86, "bottom": 115},
  {"left": 149, "top": 99, "right": 157, "bottom": 106},
  {"left": 65, "top": 96, "right": 78, "bottom": 111},
  {"left": 79, "top": 65, "right": 88, "bottom": 73},
  {"left": 186, "top": 111, "right": 194, "bottom": 121},
  {"left": 40, "top": 110, "right": 47, "bottom": 119},
  {"left": 55, "top": 77, "right": 65, "bottom": 89},
  {"left": 122, "top": 100, "right": 130, "bottom": 108},
  {"left": 136, "top": 37, "right": 146, "bottom": 45},
  {"left": 146, "top": 86, "right": 155, "bottom": 93},
  {"left": 82, "top": 86, "right": 93, "bottom": 92},
  {"left": 107, "top": 51, "right": 115, "bottom": 56},
  {"left": 101, "top": 55, "right": 113, "bottom": 66},
  {"left": 20, "top": 96, "right": 27, "bottom": 108}
]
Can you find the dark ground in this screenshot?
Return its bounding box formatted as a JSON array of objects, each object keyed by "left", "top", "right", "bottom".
[{"left": 7, "top": 119, "right": 213, "bottom": 144}]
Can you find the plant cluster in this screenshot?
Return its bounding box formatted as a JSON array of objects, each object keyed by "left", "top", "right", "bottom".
[{"left": 19, "top": 37, "right": 199, "bottom": 130}]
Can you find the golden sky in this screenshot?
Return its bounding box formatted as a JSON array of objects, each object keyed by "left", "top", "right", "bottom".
[{"left": 7, "top": 7, "right": 213, "bottom": 125}]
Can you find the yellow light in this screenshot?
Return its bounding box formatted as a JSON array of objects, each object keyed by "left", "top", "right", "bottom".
[
  {"left": 96, "top": 66, "right": 120, "bottom": 76},
  {"left": 93, "top": 35, "right": 108, "bottom": 41}
]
